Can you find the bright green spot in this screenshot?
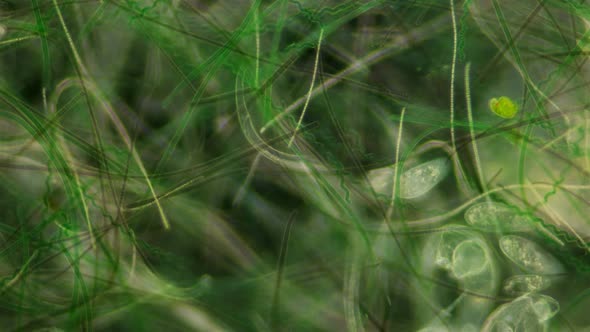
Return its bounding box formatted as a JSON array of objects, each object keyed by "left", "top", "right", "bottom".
[{"left": 489, "top": 96, "right": 519, "bottom": 119}]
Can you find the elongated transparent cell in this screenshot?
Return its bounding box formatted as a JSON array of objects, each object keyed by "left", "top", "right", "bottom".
[
  {"left": 399, "top": 158, "right": 450, "bottom": 199},
  {"left": 482, "top": 294, "right": 559, "bottom": 332},
  {"left": 367, "top": 157, "right": 450, "bottom": 200},
  {"left": 499, "top": 235, "right": 564, "bottom": 275},
  {"left": 464, "top": 202, "right": 534, "bottom": 232},
  {"left": 503, "top": 275, "right": 552, "bottom": 295}
]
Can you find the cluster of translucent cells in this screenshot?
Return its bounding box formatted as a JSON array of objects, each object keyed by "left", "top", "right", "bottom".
[{"left": 368, "top": 157, "right": 563, "bottom": 330}]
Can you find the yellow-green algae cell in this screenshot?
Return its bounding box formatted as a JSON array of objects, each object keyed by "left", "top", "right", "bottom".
[{"left": 489, "top": 96, "right": 518, "bottom": 119}]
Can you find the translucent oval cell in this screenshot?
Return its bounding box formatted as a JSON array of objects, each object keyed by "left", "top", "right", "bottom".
[
  {"left": 451, "top": 240, "right": 489, "bottom": 279},
  {"left": 482, "top": 294, "right": 559, "bottom": 332},
  {"left": 464, "top": 202, "right": 533, "bottom": 232},
  {"left": 503, "top": 275, "right": 551, "bottom": 295},
  {"left": 0, "top": 25, "right": 5, "bottom": 39},
  {"left": 367, "top": 165, "right": 395, "bottom": 198},
  {"left": 531, "top": 295, "right": 560, "bottom": 322},
  {"left": 399, "top": 158, "right": 450, "bottom": 199},
  {"left": 499, "top": 235, "right": 564, "bottom": 275}
]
